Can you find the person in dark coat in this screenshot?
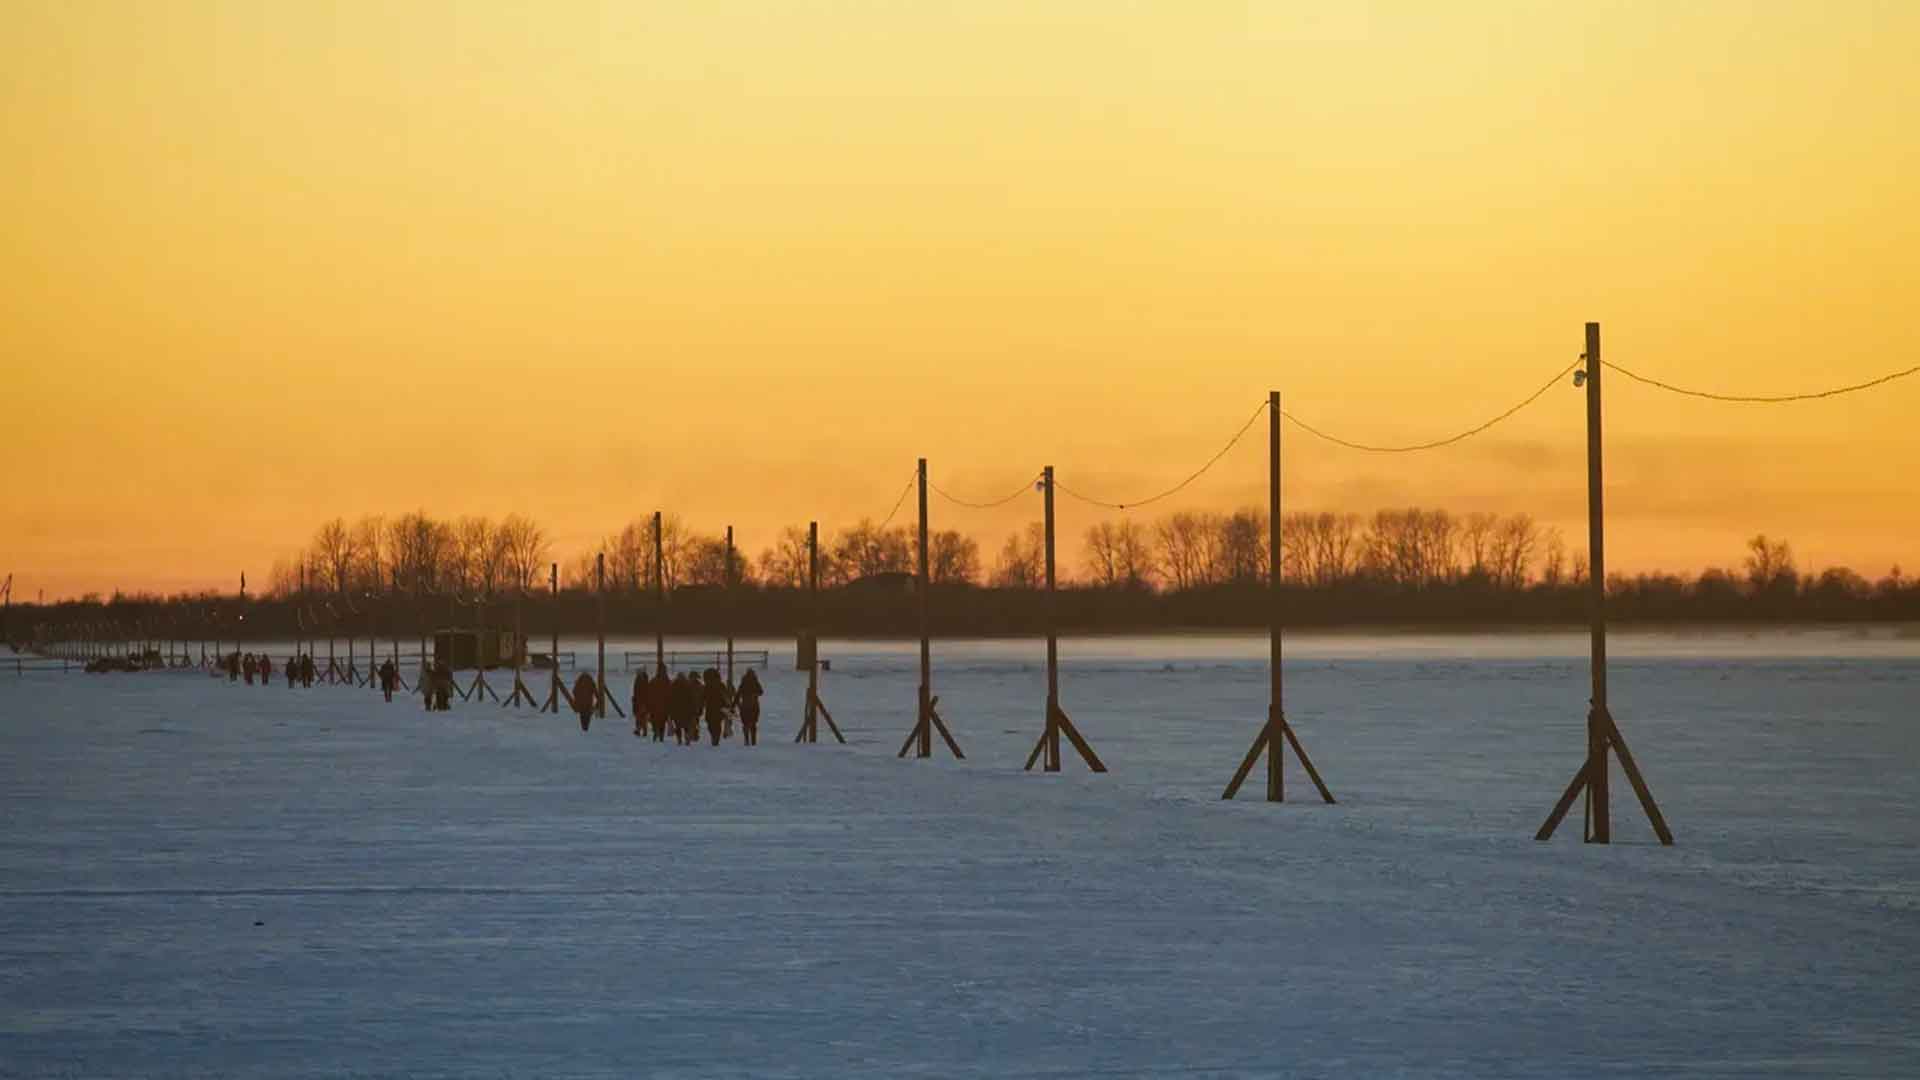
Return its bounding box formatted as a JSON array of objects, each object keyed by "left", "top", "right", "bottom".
[
  {"left": 736, "top": 668, "right": 764, "bottom": 746},
  {"left": 668, "top": 673, "right": 696, "bottom": 745},
  {"left": 701, "top": 669, "right": 729, "bottom": 746},
  {"left": 258, "top": 654, "right": 272, "bottom": 686},
  {"left": 431, "top": 658, "right": 453, "bottom": 711},
  {"left": 285, "top": 656, "right": 298, "bottom": 689},
  {"left": 378, "top": 657, "right": 398, "bottom": 702},
  {"left": 572, "top": 671, "right": 598, "bottom": 731},
  {"left": 647, "top": 668, "right": 671, "bottom": 742},
  {"left": 631, "top": 671, "right": 650, "bottom": 737},
  {"left": 300, "top": 653, "right": 316, "bottom": 688}
]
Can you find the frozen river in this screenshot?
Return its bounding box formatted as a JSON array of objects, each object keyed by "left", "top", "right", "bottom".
[{"left": 3, "top": 629, "right": 1917, "bottom": 1077}]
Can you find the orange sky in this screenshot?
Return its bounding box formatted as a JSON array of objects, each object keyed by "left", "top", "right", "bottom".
[{"left": 5, "top": 1, "right": 1919, "bottom": 599}]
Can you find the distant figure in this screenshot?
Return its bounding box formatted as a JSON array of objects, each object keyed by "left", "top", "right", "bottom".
[
  {"left": 300, "top": 653, "right": 316, "bottom": 688},
  {"left": 242, "top": 652, "right": 257, "bottom": 685},
  {"left": 228, "top": 651, "right": 240, "bottom": 682},
  {"left": 647, "top": 667, "right": 671, "bottom": 742},
  {"left": 571, "top": 671, "right": 598, "bottom": 731},
  {"left": 736, "top": 668, "right": 764, "bottom": 746},
  {"left": 378, "top": 657, "right": 398, "bottom": 702},
  {"left": 702, "top": 669, "right": 729, "bottom": 746},
  {"left": 258, "top": 654, "right": 273, "bottom": 686},
  {"left": 668, "top": 673, "right": 696, "bottom": 745},
  {"left": 285, "top": 657, "right": 297, "bottom": 689},
  {"left": 430, "top": 658, "right": 453, "bottom": 711},
  {"left": 631, "top": 671, "right": 650, "bottom": 737}
]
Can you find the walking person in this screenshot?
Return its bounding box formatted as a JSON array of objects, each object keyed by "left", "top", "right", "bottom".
[
  {"left": 258, "top": 653, "right": 273, "bottom": 686},
  {"left": 736, "top": 668, "right": 764, "bottom": 747},
  {"left": 378, "top": 657, "right": 398, "bottom": 702},
  {"left": 285, "top": 656, "right": 297, "bottom": 689},
  {"left": 669, "top": 672, "right": 696, "bottom": 745},
  {"left": 647, "top": 667, "right": 671, "bottom": 742},
  {"left": 701, "top": 669, "right": 728, "bottom": 746},
  {"left": 431, "top": 658, "right": 453, "bottom": 711},
  {"left": 571, "top": 670, "right": 598, "bottom": 731},
  {"left": 631, "top": 670, "right": 650, "bottom": 738},
  {"left": 242, "top": 652, "right": 257, "bottom": 685}
]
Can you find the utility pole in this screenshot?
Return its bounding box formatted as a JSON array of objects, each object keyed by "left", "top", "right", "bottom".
[
  {"left": 1023, "top": 466, "right": 1104, "bottom": 773},
  {"left": 1537, "top": 322, "right": 1675, "bottom": 845},
  {"left": 898, "top": 457, "right": 963, "bottom": 759},
  {"left": 1223, "top": 392, "right": 1336, "bottom": 803},
  {"left": 796, "top": 520, "right": 845, "bottom": 744},
  {"left": 542, "top": 562, "right": 561, "bottom": 713},
  {"left": 653, "top": 510, "right": 666, "bottom": 674},
  {"left": 725, "top": 525, "right": 735, "bottom": 685}
]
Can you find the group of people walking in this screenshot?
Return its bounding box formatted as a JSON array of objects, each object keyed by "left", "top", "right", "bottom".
[
  {"left": 221, "top": 651, "right": 399, "bottom": 696},
  {"left": 218, "top": 647, "right": 768, "bottom": 745},
  {"left": 564, "top": 665, "right": 764, "bottom": 746},
  {"left": 226, "top": 651, "right": 317, "bottom": 687}
]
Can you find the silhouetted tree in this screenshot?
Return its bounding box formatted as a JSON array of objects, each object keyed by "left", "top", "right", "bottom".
[
  {"left": 923, "top": 529, "right": 981, "bottom": 585},
  {"left": 991, "top": 523, "right": 1045, "bottom": 588}
]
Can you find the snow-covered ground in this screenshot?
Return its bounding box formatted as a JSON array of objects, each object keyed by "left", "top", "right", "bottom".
[{"left": 3, "top": 630, "right": 1917, "bottom": 1078}]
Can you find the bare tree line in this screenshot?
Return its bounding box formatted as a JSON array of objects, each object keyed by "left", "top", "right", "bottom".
[
  {"left": 268, "top": 513, "right": 552, "bottom": 599},
  {"left": 1070, "top": 508, "right": 1565, "bottom": 591},
  {"left": 257, "top": 507, "right": 1859, "bottom": 604}
]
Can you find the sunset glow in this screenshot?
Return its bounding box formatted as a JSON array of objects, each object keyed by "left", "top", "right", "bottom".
[{"left": 6, "top": 1, "right": 1918, "bottom": 597}]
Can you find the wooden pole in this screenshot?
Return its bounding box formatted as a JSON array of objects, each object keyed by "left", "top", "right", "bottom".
[
  {"left": 544, "top": 562, "right": 560, "bottom": 713},
  {"left": 1535, "top": 321, "right": 1674, "bottom": 845},
  {"left": 596, "top": 551, "right": 607, "bottom": 719},
  {"left": 725, "top": 525, "right": 735, "bottom": 685},
  {"left": 917, "top": 458, "right": 932, "bottom": 758},
  {"left": 1585, "top": 319, "right": 1610, "bottom": 841},
  {"left": 1043, "top": 465, "right": 1060, "bottom": 772},
  {"left": 1267, "top": 390, "right": 1284, "bottom": 802},
  {"left": 1221, "top": 393, "right": 1335, "bottom": 804},
  {"left": 653, "top": 510, "right": 665, "bottom": 673},
  {"left": 805, "top": 521, "right": 819, "bottom": 742}
]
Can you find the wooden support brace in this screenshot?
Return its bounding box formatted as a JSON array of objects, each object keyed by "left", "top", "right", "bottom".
[
  {"left": 929, "top": 708, "right": 964, "bottom": 760},
  {"left": 1276, "top": 718, "right": 1335, "bottom": 804},
  {"left": 816, "top": 698, "right": 846, "bottom": 744},
  {"left": 599, "top": 685, "right": 627, "bottom": 720},
  {"left": 1535, "top": 761, "right": 1591, "bottom": 842},
  {"left": 1600, "top": 710, "right": 1675, "bottom": 846},
  {"left": 1053, "top": 707, "right": 1106, "bottom": 773},
  {"left": 1221, "top": 720, "right": 1273, "bottom": 800}
]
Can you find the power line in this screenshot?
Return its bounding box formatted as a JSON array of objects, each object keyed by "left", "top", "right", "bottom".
[
  {"left": 1053, "top": 400, "right": 1268, "bottom": 511},
  {"left": 1602, "top": 359, "right": 1920, "bottom": 403},
  {"left": 877, "top": 471, "right": 917, "bottom": 529},
  {"left": 930, "top": 472, "right": 1042, "bottom": 510},
  {"left": 1282, "top": 360, "right": 1579, "bottom": 453}
]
